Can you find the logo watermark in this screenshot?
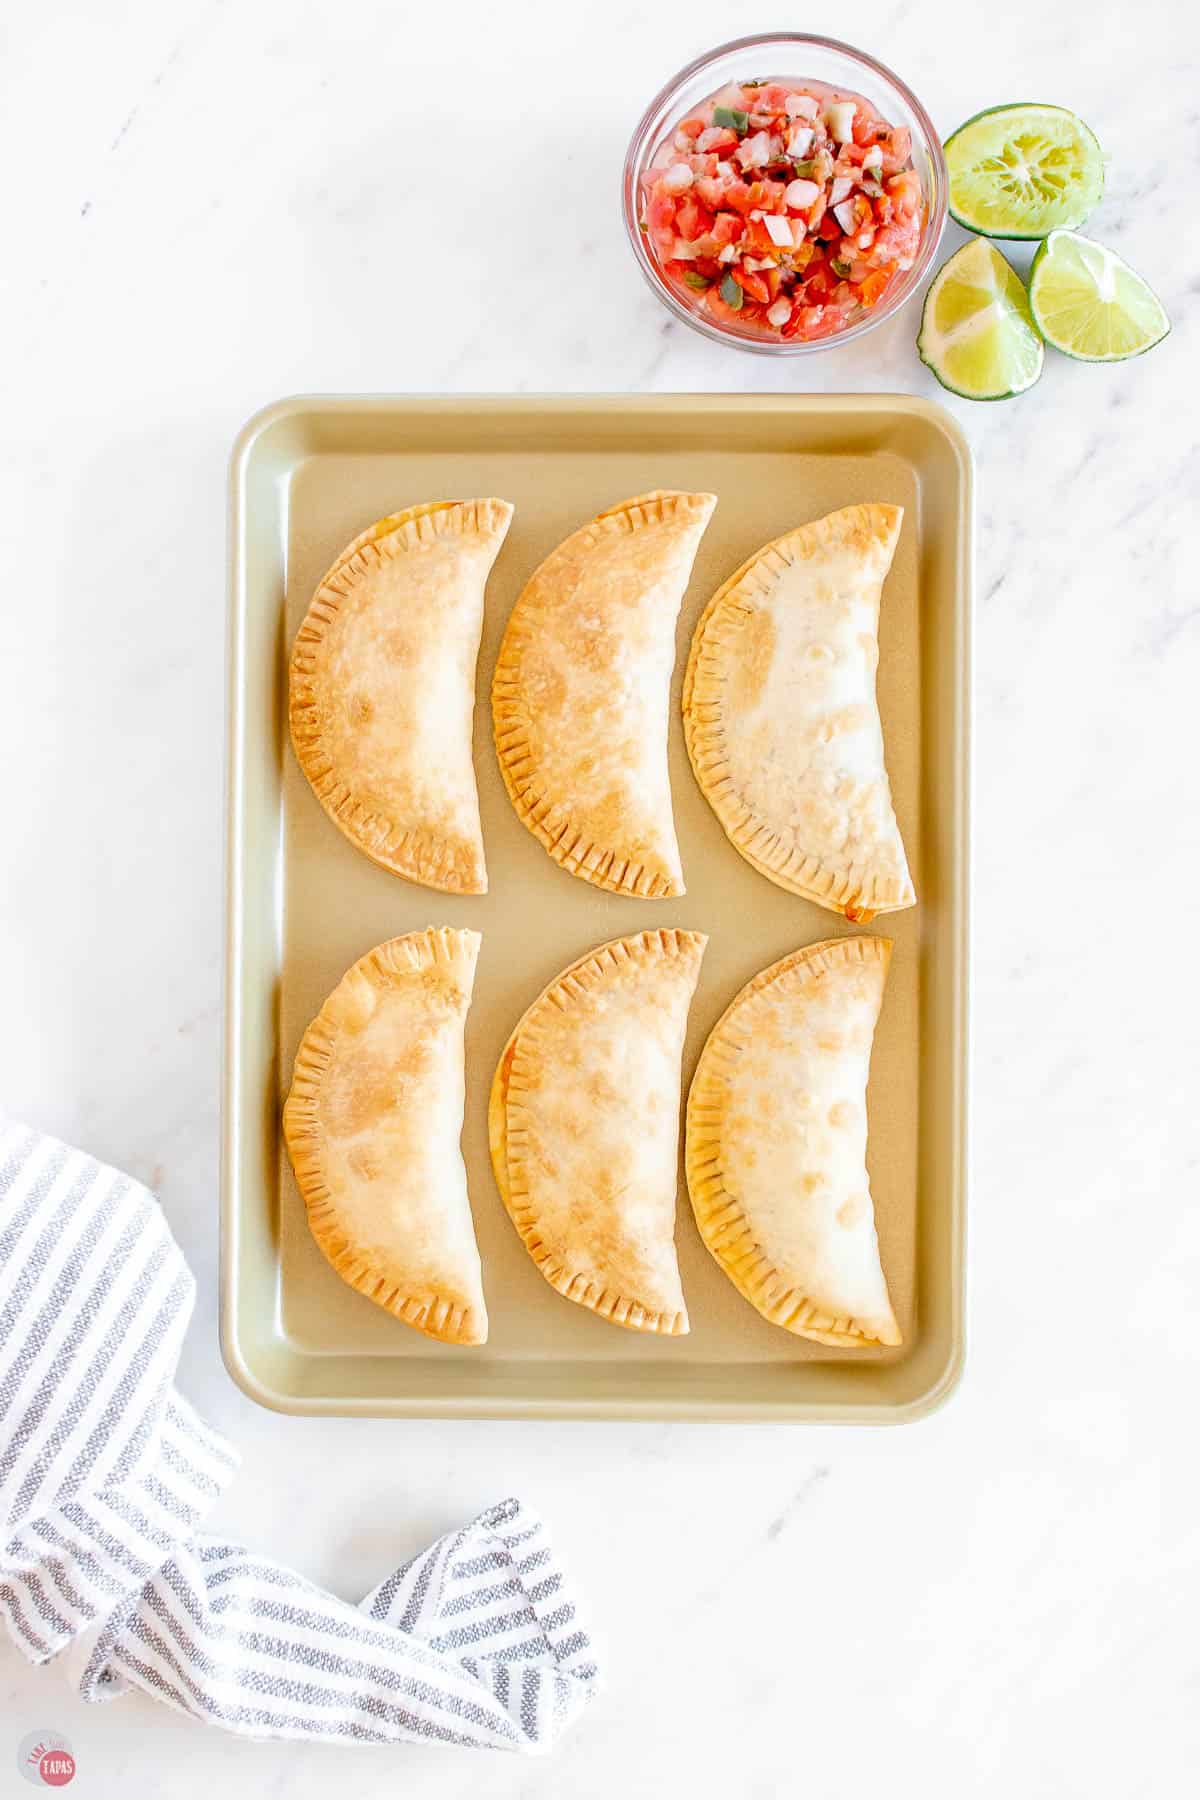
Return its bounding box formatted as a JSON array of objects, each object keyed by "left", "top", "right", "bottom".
[{"left": 16, "top": 1732, "right": 76, "bottom": 1788}]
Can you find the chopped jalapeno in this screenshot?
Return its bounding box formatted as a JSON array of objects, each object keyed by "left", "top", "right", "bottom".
[
  {"left": 719, "top": 273, "right": 744, "bottom": 308},
  {"left": 712, "top": 105, "right": 750, "bottom": 133}
]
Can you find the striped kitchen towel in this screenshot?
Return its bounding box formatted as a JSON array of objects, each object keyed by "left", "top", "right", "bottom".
[{"left": 0, "top": 1119, "right": 599, "bottom": 1749}]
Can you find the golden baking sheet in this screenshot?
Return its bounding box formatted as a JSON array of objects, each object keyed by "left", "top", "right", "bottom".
[{"left": 223, "top": 394, "right": 970, "bottom": 1419}]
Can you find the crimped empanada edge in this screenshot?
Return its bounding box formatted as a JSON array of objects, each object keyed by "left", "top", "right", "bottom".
[
  {"left": 289, "top": 498, "right": 513, "bottom": 894},
  {"left": 491, "top": 491, "right": 716, "bottom": 899},
  {"left": 685, "top": 934, "right": 901, "bottom": 1349},
  {"left": 682, "top": 504, "right": 914, "bottom": 921},
  {"left": 282, "top": 926, "right": 488, "bottom": 1347},
  {"left": 489, "top": 928, "right": 707, "bottom": 1336}
]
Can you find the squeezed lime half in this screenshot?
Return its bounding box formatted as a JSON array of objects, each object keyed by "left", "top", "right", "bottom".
[
  {"left": 945, "top": 103, "right": 1104, "bottom": 238},
  {"left": 918, "top": 238, "right": 1044, "bottom": 401},
  {"left": 1029, "top": 230, "right": 1169, "bottom": 361}
]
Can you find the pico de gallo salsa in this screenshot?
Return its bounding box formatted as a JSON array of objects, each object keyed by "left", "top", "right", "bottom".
[{"left": 640, "top": 78, "right": 924, "bottom": 343}]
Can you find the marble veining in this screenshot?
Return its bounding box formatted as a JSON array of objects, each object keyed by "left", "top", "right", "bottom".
[{"left": 2, "top": 0, "right": 1198, "bottom": 1793}]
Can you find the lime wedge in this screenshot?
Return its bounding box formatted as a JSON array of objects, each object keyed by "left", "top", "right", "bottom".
[
  {"left": 945, "top": 103, "right": 1104, "bottom": 238},
  {"left": 918, "top": 238, "right": 1044, "bottom": 401},
  {"left": 1029, "top": 230, "right": 1170, "bottom": 361}
]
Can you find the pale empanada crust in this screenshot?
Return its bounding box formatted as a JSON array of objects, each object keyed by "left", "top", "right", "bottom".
[
  {"left": 283, "top": 927, "right": 487, "bottom": 1346},
  {"left": 290, "top": 499, "right": 513, "bottom": 894},
  {"left": 683, "top": 504, "right": 915, "bottom": 922},
  {"left": 489, "top": 929, "right": 707, "bottom": 1334},
  {"left": 492, "top": 491, "right": 716, "bottom": 898},
  {"left": 686, "top": 935, "right": 901, "bottom": 1348}
]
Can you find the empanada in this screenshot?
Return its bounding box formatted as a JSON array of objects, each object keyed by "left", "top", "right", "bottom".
[
  {"left": 492, "top": 491, "right": 716, "bottom": 897},
  {"left": 489, "top": 929, "right": 707, "bottom": 1333},
  {"left": 283, "top": 928, "right": 487, "bottom": 1345},
  {"left": 686, "top": 935, "right": 900, "bottom": 1348},
  {"left": 290, "top": 499, "right": 513, "bottom": 894},
  {"left": 683, "top": 504, "right": 914, "bottom": 922}
]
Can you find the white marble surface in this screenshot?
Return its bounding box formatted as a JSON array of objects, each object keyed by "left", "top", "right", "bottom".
[{"left": 3, "top": 0, "right": 1199, "bottom": 1792}]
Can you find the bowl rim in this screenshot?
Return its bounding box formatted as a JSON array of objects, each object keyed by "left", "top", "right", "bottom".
[{"left": 622, "top": 30, "right": 948, "bottom": 355}]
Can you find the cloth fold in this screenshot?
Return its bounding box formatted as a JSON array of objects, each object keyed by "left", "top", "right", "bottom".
[{"left": 0, "top": 1120, "right": 598, "bottom": 1750}]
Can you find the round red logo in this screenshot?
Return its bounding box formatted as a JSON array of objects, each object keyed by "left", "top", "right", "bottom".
[
  {"left": 16, "top": 1733, "right": 76, "bottom": 1788},
  {"left": 38, "top": 1750, "right": 75, "bottom": 1788}
]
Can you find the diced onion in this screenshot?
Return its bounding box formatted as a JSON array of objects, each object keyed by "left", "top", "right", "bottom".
[
  {"left": 826, "top": 101, "right": 856, "bottom": 143},
  {"left": 767, "top": 297, "right": 792, "bottom": 327},
  {"left": 718, "top": 244, "right": 738, "bottom": 263},
  {"left": 764, "top": 214, "right": 794, "bottom": 247},
  {"left": 862, "top": 144, "right": 884, "bottom": 170},
  {"left": 661, "top": 162, "right": 694, "bottom": 195},
  {"left": 716, "top": 160, "right": 735, "bottom": 179},
  {"left": 671, "top": 238, "right": 698, "bottom": 260},
  {"left": 735, "top": 129, "right": 773, "bottom": 169},
  {"left": 785, "top": 93, "right": 820, "bottom": 120},
  {"left": 786, "top": 126, "right": 815, "bottom": 157},
  {"left": 830, "top": 175, "right": 854, "bottom": 205},
  {"left": 833, "top": 200, "right": 859, "bottom": 234},
  {"left": 784, "top": 177, "right": 820, "bottom": 211}
]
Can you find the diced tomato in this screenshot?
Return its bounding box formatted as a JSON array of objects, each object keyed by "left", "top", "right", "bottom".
[
  {"left": 721, "top": 178, "right": 756, "bottom": 214},
  {"left": 758, "top": 83, "right": 793, "bottom": 112},
  {"left": 647, "top": 191, "right": 677, "bottom": 234},
  {"left": 733, "top": 266, "right": 771, "bottom": 303},
  {"left": 645, "top": 73, "right": 924, "bottom": 345},
  {"left": 880, "top": 127, "right": 913, "bottom": 176},
  {"left": 674, "top": 198, "right": 715, "bottom": 241},
  {"left": 870, "top": 218, "right": 919, "bottom": 265},
  {"left": 744, "top": 216, "right": 780, "bottom": 253},
  {"left": 710, "top": 211, "right": 745, "bottom": 248},
  {"left": 886, "top": 169, "right": 921, "bottom": 217},
  {"left": 698, "top": 125, "right": 739, "bottom": 154},
  {"left": 745, "top": 178, "right": 786, "bottom": 213},
  {"left": 851, "top": 108, "right": 888, "bottom": 146},
  {"left": 858, "top": 269, "right": 891, "bottom": 307}
]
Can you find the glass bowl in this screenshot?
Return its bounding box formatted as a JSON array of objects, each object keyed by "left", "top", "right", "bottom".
[{"left": 622, "top": 32, "right": 947, "bottom": 354}]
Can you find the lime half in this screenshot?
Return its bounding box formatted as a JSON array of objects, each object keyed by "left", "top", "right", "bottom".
[
  {"left": 918, "top": 238, "right": 1044, "bottom": 401},
  {"left": 945, "top": 103, "right": 1104, "bottom": 238},
  {"left": 1029, "top": 230, "right": 1169, "bottom": 361}
]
